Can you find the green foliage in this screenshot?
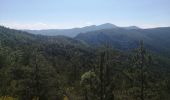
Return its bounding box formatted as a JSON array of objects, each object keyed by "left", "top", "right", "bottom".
[
  {"left": 0, "top": 26, "right": 170, "bottom": 100},
  {"left": 80, "top": 71, "right": 99, "bottom": 100}
]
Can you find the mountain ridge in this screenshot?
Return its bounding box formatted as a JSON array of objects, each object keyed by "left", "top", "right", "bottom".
[
  {"left": 1, "top": 25, "right": 170, "bottom": 57},
  {"left": 24, "top": 23, "right": 141, "bottom": 37},
  {"left": 75, "top": 27, "right": 170, "bottom": 57}
]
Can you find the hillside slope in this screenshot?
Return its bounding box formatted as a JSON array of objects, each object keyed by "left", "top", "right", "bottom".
[{"left": 75, "top": 27, "right": 170, "bottom": 57}]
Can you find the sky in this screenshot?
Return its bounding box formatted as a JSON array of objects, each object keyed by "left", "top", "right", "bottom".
[{"left": 0, "top": 0, "right": 170, "bottom": 29}]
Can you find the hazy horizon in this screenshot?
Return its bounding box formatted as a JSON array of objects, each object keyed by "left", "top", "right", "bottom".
[
  {"left": 2, "top": 23, "right": 170, "bottom": 31},
  {"left": 1, "top": 0, "right": 170, "bottom": 29}
]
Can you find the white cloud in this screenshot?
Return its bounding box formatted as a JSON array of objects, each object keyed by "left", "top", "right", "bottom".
[
  {"left": 85, "top": 22, "right": 93, "bottom": 26},
  {"left": 0, "top": 22, "right": 61, "bottom": 30},
  {"left": 0, "top": 21, "right": 96, "bottom": 30},
  {"left": 139, "top": 24, "right": 170, "bottom": 28}
]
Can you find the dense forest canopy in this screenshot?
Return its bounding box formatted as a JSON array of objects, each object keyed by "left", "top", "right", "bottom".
[{"left": 0, "top": 26, "right": 170, "bottom": 100}]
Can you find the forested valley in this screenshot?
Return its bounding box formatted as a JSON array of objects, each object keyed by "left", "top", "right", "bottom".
[{"left": 0, "top": 26, "right": 170, "bottom": 100}]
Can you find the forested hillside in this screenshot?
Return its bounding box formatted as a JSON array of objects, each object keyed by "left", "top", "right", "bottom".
[
  {"left": 0, "top": 26, "right": 170, "bottom": 100},
  {"left": 75, "top": 27, "right": 170, "bottom": 57}
]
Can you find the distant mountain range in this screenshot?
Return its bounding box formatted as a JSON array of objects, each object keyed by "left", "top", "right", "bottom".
[
  {"left": 24, "top": 23, "right": 170, "bottom": 56},
  {"left": 1, "top": 23, "right": 170, "bottom": 57},
  {"left": 24, "top": 23, "right": 140, "bottom": 37},
  {"left": 75, "top": 27, "right": 170, "bottom": 57}
]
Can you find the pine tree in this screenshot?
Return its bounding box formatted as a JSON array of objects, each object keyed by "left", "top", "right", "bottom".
[
  {"left": 80, "top": 71, "right": 99, "bottom": 100},
  {"left": 131, "top": 40, "right": 152, "bottom": 100}
]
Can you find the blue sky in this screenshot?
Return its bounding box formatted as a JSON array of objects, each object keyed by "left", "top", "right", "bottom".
[{"left": 0, "top": 0, "right": 170, "bottom": 29}]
